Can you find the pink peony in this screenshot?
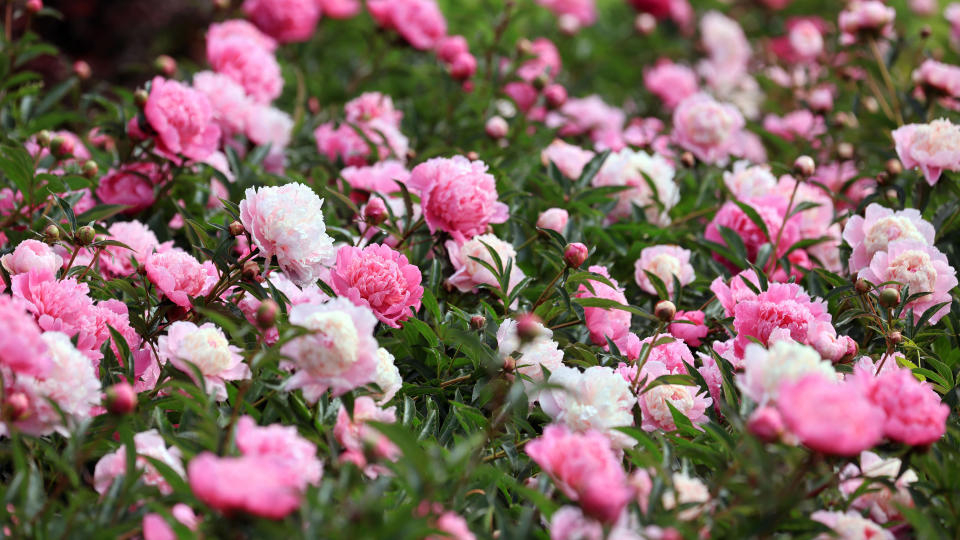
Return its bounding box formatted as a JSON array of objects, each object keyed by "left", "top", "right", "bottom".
[
  {"left": 239, "top": 183, "right": 336, "bottom": 287},
  {"left": 704, "top": 195, "right": 801, "bottom": 272},
  {"left": 12, "top": 269, "right": 104, "bottom": 359},
  {"left": 860, "top": 367, "right": 949, "bottom": 446},
  {"left": 536, "top": 0, "right": 596, "bottom": 30},
  {"left": 188, "top": 452, "right": 305, "bottom": 519},
  {"left": 541, "top": 139, "right": 595, "bottom": 180},
  {"left": 330, "top": 244, "right": 423, "bottom": 328},
  {"left": 318, "top": 0, "right": 361, "bottom": 18},
  {"left": 235, "top": 416, "right": 323, "bottom": 488},
  {"left": 810, "top": 510, "right": 894, "bottom": 540},
  {"left": 93, "top": 429, "right": 185, "bottom": 496},
  {"left": 672, "top": 93, "right": 745, "bottom": 165},
  {"left": 592, "top": 148, "right": 678, "bottom": 225},
  {"left": 668, "top": 310, "right": 708, "bottom": 347},
  {"left": 644, "top": 60, "right": 698, "bottom": 109},
  {"left": 575, "top": 265, "right": 632, "bottom": 350},
  {"left": 840, "top": 451, "right": 917, "bottom": 524},
  {"left": 408, "top": 155, "right": 508, "bottom": 243},
  {"left": 698, "top": 11, "right": 751, "bottom": 91},
  {"left": 143, "top": 77, "right": 221, "bottom": 161},
  {"left": 620, "top": 360, "right": 712, "bottom": 432},
  {"left": 445, "top": 234, "right": 526, "bottom": 300},
  {"left": 341, "top": 160, "right": 410, "bottom": 194},
  {"left": 96, "top": 162, "right": 164, "bottom": 214},
  {"left": 157, "top": 321, "right": 250, "bottom": 400},
  {"left": 142, "top": 504, "right": 199, "bottom": 540},
  {"left": 633, "top": 245, "right": 694, "bottom": 297},
  {"left": 526, "top": 424, "right": 632, "bottom": 524},
  {"left": 207, "top": 37, "right": 283, "bottom": 104},
  {"left": 892, "top": 119, "right": 960, "bottom": 185},
  {"left": 0, "top": 295, "right": 51, "bottom": 378},
  {"left": 242, "top": 0, "right": 320, "bottom": 43},
  {"left": 723, "top": 161, "right": 778, "bottom": 199},
  {"left": 314, "top": 119, "right": 409, "bottom": 166},
  {"left": 776, "top": 374, "right": 885, "bottom": 455},
  {"left": 2, "top": 239, "right": 62, "bottom": 276},
  {"left": 546, "top": 95, "right": 625, "bottom": 149},
  {"left": 281, "top": 298, "right": 380, "bottom": 401},
  {"left": 911, "top": 59, "right": 960, "bottom": 103},
  {"left": 842, "top": 203, "right": 935, "bottom": 273},
  {"left": 145, "top": 250, "right": 217, "bottom": 309},
  {"left": 839, "top": 1, "right": 896, "bottom": 45},
  {"left": 515, "top": 38, "right": 562, "bottom": 83},
  {"left": 101, "top": 220, "right": 172, "bottom": 277},
  {"left": 192, "top": 71, "right": 254, "bottom": 139},
  {"left": 207, "top": 19, "right": 277, "bottom": 52},
  {"left": 334, "top": 396, "right": 399, "bottom": 475},
  {"left": 367, "top": 0, "right": 447, "bottom": 50},
  {"left": 858, "top": 241, "right": 957, "bottom": 324},
  {"left": 537, "top": 208, "right": 569, "bottom": 233},
  {"left": 762, "top": 110, "right": 826, "bottom": 143}
]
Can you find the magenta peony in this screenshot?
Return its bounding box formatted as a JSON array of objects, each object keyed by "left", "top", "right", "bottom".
[
  {"left": 143, "top": 77, "right": 221, "bottom": 161},
  {"left": 330, "top": 244, "right": 423, "bottom": 328}
]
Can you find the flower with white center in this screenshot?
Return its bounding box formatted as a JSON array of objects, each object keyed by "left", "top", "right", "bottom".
[
  {"left": 843, "top": 203, "right": 935, "bottom": 273},
  {"left": 538, "top": 365, "right": 636, "bottom": 449},
  {"left": 662, "top": 473, "right": 711, "bottom": 520},
  {"left": 892, "top": 119, "right": 960, "bottom": 186},
  {"left": 634, "top": 245, "right": 695, "bottom": 297},
  {"left": 158, "top": 321, "right": 250, "bottom": 401},
  {"left": 723, "top": 161, "right": 777, "bottom": 199},
  {"left": 858, "top": 241, "right": 958, "bottom": 324},
  {"left": 496, "top": 318, "right": 564, "bottom": 402},
  {"left": 737, "top": 340, "right": 839, "bottom": 406},
  {"left": 593, "top": 148, "right": 679, "bottom": 225}
]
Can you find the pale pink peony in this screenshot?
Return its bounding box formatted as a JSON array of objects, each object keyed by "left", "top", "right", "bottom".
[
  {"left": 620, "top": 360, "right": 711, "bottom": 432},
  {"left": 762, "top": 110, "right": 826, "bottom": 142},
  {"left": 145, "top": 250, "right": 218, "bottom": 308},
  {"left": 858, "top": 241, "right": 957, "bottom": 324},
  {"left": 142, "top": 504, "right": 199, "bottom": 540},
  {"left": 496, "top": 317, "right": 564, "bottom": 401},
  {"left": 101, "top": 220, "right": 172, "bottom": 277},
  {"left": 408, "top": 155, "right": 508, "bottom": 243},
  {"left": 839, "top": 1, "right": 896, "bottom": 45},
  {"left": 592, "top": 148, "right": 678, "bottom": 225},
  {"left": 644, "top": 60, "right": 698, "bottom": 109},
  {"left": 537, "top": 208, "right": 569, "bottom": 233},
  {"left": 538, "top": 365, "right": 637, "bottom": 449},
  {"left": 859, "top": 366, "right": 949, "bottom": 446},
  {"left": 187, "top": 452, "right": 306, "bottom": 519},
  {"left": 207, "top": 19, "right": 277, "bottom": 52},
  {"left": 698, "top": 11, "right": 751, "bottom": 91},
  {"left": 445, "top": 234, "right": 526, "bottom": 299},
  {"left": 143, "top": 77, "right": 221, "bottom": 161},
  {"left": 367, "top": 0, "right": 447, "bottom": 50},
  {"left": 207, "top": 37, "right": 283, "bottom": 104},
  {"left": 840, "top": 451, "right": 917, "bottom": 524},
  {"left": 242, "top": 0, "right": 320, "bottom": 43},
  {"left": 96, "top": 162, "right": 164, "bottom": 214},
  {"left": 2, "top": 239, "right": 62, "bottom": 276},
  {"left": 344, "top": 91, "right": 403, "bottom": 127},
  {"left": 633, "top": 245, "right": 694, "bottom": 297},
  {"left": 546, "top": 95, "right": 625, "bottom": 150},
  {"left": 536, "top": 0, "right": 596, "bottom": 30},
  {"left": 575, "top": 265, "right": 632, "bottom": 350},
  {"left": 541, "top": 139, "right": 595, "bottom": 180},
  {"left": 334, "top": 396, "right": 399, "bottom": 475},
  {"left": 842, "top": 203, "right": 935, "bottom": 273},
  {"left": 892, "top": 119, "right": 960, "bottom": 185},
  {"left": 0, "top": 295, "right": 51, "bottom": 378},
  {"left": 330, "top": 243, "right": 423, "bottom": 328},
  {"left": 314, "top": 119, "right": 409, "bottom": 166},
  {"left": 93, "top": 429, "right": 185, "bottom": 496},
  {"left": 776, "top": 374, "right": 885, "bottom": 456},
  {"left": 810, "top": 510, "right": 894, "bottom": 540},
  {"left": 723, "top": 161, "right": 777, "bottom": 199},
  {"left": 912, "top": 59, "right": 960, "bottom": 103},
  {"left": 281, "top": 297, "right": 380, "bottom": 400},
  {"left": 672, "top": 93, "right": 745, "bottom": 165},
  {"left": 157, "top": 321, "right": 250, "bottom": 400},
  {"left": 525, "top": 424, "right": 632, "bottom": 524},
  {"left": 192, "top": 71, "right": 254, "bottom": 139},
  {"left": 668, "top": 310, "right": 708, "bottom": 347},
  {"left": 548, "top": 506, "right": 604, "bottom": 540},
  {"left": 341, "top": 160, "right": 410, "bottom": 194},
  {"left": 737, "top": 340, "right": 838, "bottom": 406},
  {"left": 787, "top": 19, "right": 824, "bottom": 61},
  {"left": 235, "top": 416, "right": 323, "bottom": 488},
  {"left": 239, "top": 183, "right": 336, "bottom": 287}
]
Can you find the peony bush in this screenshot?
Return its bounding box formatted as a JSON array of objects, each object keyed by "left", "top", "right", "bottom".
[{"left": 2, "top": 0, "right": 960, "bottom": 538}]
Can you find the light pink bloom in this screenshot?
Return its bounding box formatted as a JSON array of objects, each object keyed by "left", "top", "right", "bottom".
[
  {"left": 541, "top": 139, "right": 595, "bottom": 179},
  {"left": 367, "top": 0, "right": 447, "bottom": 50},
  {"left": 515, "top": 38, "right": 562, "bottom": 83},
  {"left": 526, "top": 424, "right": 632, "bottom": 524},
  {"left": 445, "top": 234, "right": 525, "bottom": 300},
  {"left": 536, "top": 0, "right": 596, "bottom": 29},
  {"left": 341, "top": 160, "right": 410, "bottom": 194},
  {"left": 842, "top": 203, "right": 935, "bottom": 273},
  {"left": 912, "top": 59, "right": 960, "bottom": 102},
  {"left": 722, "top": 161, "right": 777, "bottom": 199},
  {"left": 239, "top": 183, "right": 336, "bottom": 287},
  {"left": 620, "top": 360, "right": 711, "bottom": 432},
  {"left": 417, "top": 503, "right": 477, "bottom": 540},
  {"left": 330, "top": 244, "right": 423, "bottom": 328},
  {"left": 787, "top": 19, "right": 824, "bottom": 61},
  {"left": 537, "top": 208, "right": 569, "bottom": 233},
  {"left": 11, "top": 269, "right": 104, "bottom": 360},
  {"left": 839, "top": 1, "right": 896, "bottom": 45},
  {"left": 668, "top": 310, "right": 708, "bottom": 347},
  {"left": 810, "top": 510, "right": 894, "bottom": 540},
  {"left": 144, "top": 77, "right": 221, "bottom": 161},
  {"left": 858, "top": 241, "right": 957, "bottom": 324},
  {"left": 408, "top": 156, "right": 508, "bottom": 243},
  {"left": 281, "top": 298, "right": 380, "bottom": 401},
  {"left": 242, "top": 0, "right": 319, "bottom": 43},
  {"left": 207, "top": 37, "right": 283, "bottom": 104},
  {"left": 207, "top": 19, "right": 277, "bottom": 52},
  {"left": 192, "top": 71, "right": 253, "bottom": 139},
  {"left": 0, "top": 295, "right": 51, "bottom": 378},
  {"left": 672, "top": 93, "right": 745, "bottom": 165},
  {"left": 575, "top": 265, "right": 632, "bottom": 350},
  {"left": 145, "top": 250, "right": 218, "bottom": 308},
  {"left": 762, "top": 110, "right": 826, "bottom": 142},
  {"left": 644, "top": 60, "right": 698, "bottom": 109},
  {"left": 188, "top": 452, "right": 305, "bottom": 519},
  {"left": 948, "top": 3, "right": 960, "bottom": 41},
  {"left": 334, "top": 396, "right": 399, "bottom": 475},
  {"left": 235, "top": 416, "right": 322, "bottom": 488},
  {"left": 2, "top": 239, "right": 62, "bottom": 276},
  {"left": 859, "top": 366, "right": 949, "bottom": 446},
  {"left": 546, "top": 95, "right": 625, "bottom": 151},
  {"left": 314, "top": 120, "right": 409, "bottom": 166},
  {"left": 737, "top": 340, "right": 838, "bottom": 406},
  {"left": 496, "top": 317, "right": 564, "bottom": 401},
  {"left": 840, "top": 451, "right": 917, "bottom": 524},
  {"left": 633, "top": 245, "right": 694, "bottom": 297},
  {"left": 96, "top": 162, "right": 164, "bottom": 214},
  {"left": 94, "top": 429, "right": 185, "bottom": 496},
  {"left": 698, "top": 11, "right": 751, "bottom": 91},
  {"left": 101, "top": 220, "right": 172, "bottom": 277},
  {"left": 892, "top": 119, "right": 960, "bottom": 185},
  {"left": 245, "top": 104, "right": 292, "bottom": 151},
  {"left": 776, "top": 374, "right": 885, "bottom": 455},
  {"left": 345, "top": 91, "right": 403, "bottom": 128},
  {"left": 157, "top": 321, "right": 250, "bottom": 400},
  {"left": 592, "top": 148, "right": 678, "bottom": 225},
  {"left": 538, "top": 366, "right": 637, "bottom": 449}
]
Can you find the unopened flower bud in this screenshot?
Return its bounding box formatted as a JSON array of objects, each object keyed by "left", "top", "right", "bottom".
[
  {"left": 680, "top": 151, "right": 696, "bottom": 168},
  {"left": 155, "top": 55, "right": 177, "bottom": 77},
  {"left": 863, "top": 96, "right": 879, "bottom": 113},
  {"left": 26, "top": 0, "right": 43, "bottom": 13},
  {"left": 308, "top": 96, "right": 320, "bottom": 115},
  {"left": 50, "top": 135, "right": 73, "bottom": 158},
  {"left": 2, "top": 392, "right": 30, "bottom": 421},
  {"left": 104, "top": 382, "right": 136, "bottom": 415},
  {"left": 470, "top": 315, "right": 486, "bottom": 330},
  {"left": 242, "top": 260, "right": 260, "bottom": 281},
  {"left": 44, "top": 224, "right": 60, "bottom": 243},
  {"left": 837, "top": 142, "right": 854, "bottom": 161},
  {"left": 213, "top": 0, "right": 231, "bottom": 9},
  {"left": 516, "top": 38, "right": 534, "bottom": 56},
  {"left": 889, "top": 330, "right": 903, "bottom": 345},
  {"left": 72, "top": 60, "right": 91, "bottom": 80},
  {"left": 920, "top": 25, "right": 932, "bottom": 39},
  {"left": 502, "top": 355, "right": 516, "bottom": 372},
  {"left": 533, "top": 73, "right": 550, "bottom": 91},
  {"left": 516, "top": 313, "right": 544, "bottom": 342},
  {"left": 485, "top": 116, "right": 508, "bottom": 139},
  {"left": 134, "top": 89, "right": 149, "bottom": 108},
  {"left": 655, "top": 300, "right": 676, "bottom": 322},
  {"left": 885, "top": 158, "right": 902, "bottom": 176},
  {"left": 563, "top": 242, "right": 588, "bottom": 269},
  {"left": 256, "top": 299, "right": 279, "bottom": 328},
  {"left": 449, "top": 53, "right": 477, "bottom": 81},
  {"left": 36, "top": 130, "right": 52, "bottom": 147},
  {"left": 466, "top": 151, "right": 479, "bottom": 161},
  {"left": 635, "top": 13, "right": 657, "bottom": 35},
  {"left": 76, "top": 225, "right": 95, "bottom": 246},
  {"left": 363, "top": 197, "right": 388, "bottom": 225},
  {"left": 81, "top": 160, "right": 98, "bottom": 179},
  {"left": 793, "top": 155, "right": 816, "bottom": 177},
  {"left": 855, "top": 278, "right": 871, "bottom": 294},
  {"left": 879, "top": 288, "right": 900, "bottom": 308},
  {"left": 228, "top": 221, "right": 245, "bottom": 237},
  {"left": 544, "top": 84, "right": 567, "bottom": 108}
]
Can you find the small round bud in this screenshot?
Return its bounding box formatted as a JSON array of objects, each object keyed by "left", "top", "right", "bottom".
[
  {"left": 879, "top": 288, "right": 900, "bottom": 308},
  {"left": 485, "top": 116, "right": 508, "bottom": 139},
  {"left": 863, "top": 96, "right": 879, "bottom": 113},
  {"left": 155, "top": 55, "right": 177, "bottom": 77},
  {"left": 875, "top": 171, "right": 890, "bottom": 185},
  {"left": 466, "top": 151, "right": 480, "bottom": 161},
  {"left": 242, "top": 260, "right": 261, "bottom": 281},
  {"left": 502, "top": 356, "right": 516, "bottom": 373},
  {"left": 680, "top": 151, "right": 696, "bottom": 168},
  {"left": 213, "top": 0, "right": 231, "bottom": 9},
  {"left": 885, "top": 158, "right": 902, "bottom": 177},
  {"left": 363, "top": 197, "right": 388, "bottom": 225},
  {"left": 75, "top": 225, "right": 96, "bottom": 246},
  {"left": 920, "top": 25, "right": 932, "bottom": 39},
  {"left": 557, "top": 13, "right": 581, "bottom": 34},
  {"left": 449, "top": 53, "right": 477, "bottom": 81},
  {"left": 36, "top": 130, "right": 53, "bottom": 147},
  {"left": 654, "top": 300, "right": 676, "bottom": 322},
  {"left": 308, "top": 96, "right": 320, "bottom": 115},
  {"left": 747, "top": 406, "right": 784, "bottom": 443},
  {"left": 44, "top": 224, "right": 60, "bottom": 243},
  {"left": 563, "top": 242, "right": 588, "bottom": 269},
  {"left": 854, "top": 278, "right": 871, "bottom": 294},
  {"left": 793, "top": 155, "right": 816, "bottom": 177},
  {"left": 885, "top": 188, "right": 898, "bottom": 200},
  {"left": 26, "top": 0, "right": 42, "bottom": 13},
  {"left": 516, "top": 38, "right": 534, "bottom": 56},
  {"left": 836, "top": 142, "right": 854, "bottom": 161},
  {"left": 470, "top": 315, "right": 486, "bottom": 330},
  {"left": 461, "top": 80, "right": 475, "bottom": 93},
  {"left": 635, "top": 13, "right": 656, "bottom": 35},
  {"left": 2, "top": 392, "right": 30, "bottom": 421},
  {"left": 72, "top": 60, "right": 91, "bottom": 80},
  {"left": 81, "top": 160, "right": 98, "bottom": 179},
  {"left": 889, "top": 331, "right": 903, "bottom": 345},
  {"left": 228, "top": 221, "right": 245, "bottom": 237},
  {"left": 256, "top": 299, "right": 279, "bottom": 329},
  {"left": 544, "top": 84, "right": 567, "bottom": 108},
  {"left": 134, "top": 89, "right": 149, "bottom": 108},
  {"left": 104, "top": 382, "right": 136, "bottom": 415},
  {"left": 516, "top": 313, "right": 544, "bottom": 342},
  {"left": 50, "top": 135, "right": 73, "bottom": 158},
  {"left": 533, "top": 73, "right": 549, "bottom": 91},
  {"left": 405, "top": 148, "right": 417, "bottom": 161}
]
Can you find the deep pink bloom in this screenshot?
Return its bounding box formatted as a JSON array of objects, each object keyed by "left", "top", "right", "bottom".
[
  {"left": 188, "top": 452, "right": 305, "bottom": 519},
  {"left": 341, "top": 160, "right": 410, "bottom": 194},
  {"left": 142, "top": 505, "right": 199, "bottom": 540},
  {"left": 704, "top": 195, "right": 801, "bottom": 271},
  {"left": 0, "top": 295, "right": 51, "bottom": 378},
  {"left": 318, "top": 0, "right": 361, "bottom": 18},
  {"left": 575, "top": 265, "right": 632, "bottom": 350},
  {"left": 860, "top": 367, "right": 949, "bottom": 446},
  {"left": 330, "top": 244, "right": 423, "bottom": 327},
  {"left": 516, "top": 38, "right": 562, "bottom": 83},
  {"left": 235, "top": 416, "right": 323, "bottom": 488},
  {"left": 145, "top": 250, "right": 218, "bottom": 308},
  {"left": 334, "top": 396, "right": 399, "bottom": 475},
  {"left": 242, "top": 0, "right": 320, "bottom": 43},
  {"left": 2, "top": 239, "right": 62, "bottom": 276},
  {"left": 157, "top": 321, "right": 250, "bottom": 400},
  {"left": 644, "top": 60, "right": 698, "bottom": 109},
  {"left": 144, "top": 77, "right": 221, "bottom": 161},
  {"left": 858, "top": 241, "right": 958, "bottom": 324},
  {"left": 892, "top": 120, "right": 960, "bottom": 186},
  {"left": 96, "top": 162, "right": 164, "bottom": 214},
  {"left": 367, "top": 0, "right": 447, "bottom": 50},
  {"left": 526, "top": 424, "right": 632, "bottom": 524},
  {"left": 207, "top": 19, "right": 277, "bottom": 52},
  {"left": 11, "top": 269, "right": 104, "bottom": 359},
  {"left": 668, "top": 310, "right": 708, "bottom": 347},
  {"left": 408, "top": 155, "right": 508, "bottom": 243},
  {"left": 672, "top": 93, "right": 745, "bottom": 165},
  {"left": 842, "top": 203, "right": 935, "bottom": 273},
  {"left": 207, "top": 37, "right": 283, "bottom": 104}
]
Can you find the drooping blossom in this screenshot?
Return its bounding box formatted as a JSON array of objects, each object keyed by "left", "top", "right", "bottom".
[
  {"left": 892, "top": 119, "right": 960, "bottom": 185},
  {"left": 857, "top": 241, "right": 958, "bottom": 324},
  {"left": 633, "top": 245, "right": 694, "bottom": 297},
  {"left": 94, "top": 429, "right": 185, "bottom": 496},
  {"left": 842, "top": 203, "right": 935, "bottom": 273},
  {"left": 538, "top": 365, "right": 636, "bottom": 449},
  {"left": 157, "top": 321, "right": 250, "bottom": 400},
  {"left": 330, "top": 244, "right": 423, "bottom": 328},
  {"left": 334, "top": 396, "right": 399, "bottom": 475},
  {"left": 672, "top": 93, "right": 745, "bottom": 165},
  {"left": 592, "top": 148, "right": 678, "bottom": 225},
  {"left": 143, "top": 77, "right": 221, "bottom": 161}
]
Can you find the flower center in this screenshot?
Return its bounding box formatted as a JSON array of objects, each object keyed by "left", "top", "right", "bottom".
[
  {"left": 179, "top": 328, "right": 233, "bottom": 375},
  {"left": 864, "top": 216, "right": 926, "bottom": 256},
  {"left": 300, "top": 311, "right": 360, "bottom": 376},
  {"left": 888, "top": 250, "right": 937, "bottom": 296}
]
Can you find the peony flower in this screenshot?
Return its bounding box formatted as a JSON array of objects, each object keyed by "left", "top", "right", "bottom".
[
  {"left": 810, "top": 510, "right": 894, "bottom": 540},
  {"left": 341, "top": 160, "right": 410, "bottom": 195},
  {"left": 842, "top": 203, "right": 935, "bottom": 273},
  {"left": 367, "top": 0, "right": 447, "bottom": 50},
  {"left": 145, "top": 250, "right": 218, "bottom": 308},
  {"left": 776, "top": 374, "right": 885, "bottom": 456},
  {"left": 548, "top": 506, "right": 604, "bottom": 540},
  {"left": 574, "top": 265, "right": 632, "bottom": 350},
  {"left": 644, "top": 60, "right": 698, "bottom": 110},
  {"left": 206, "top": 19, "right": 277, "bottom": 52},
  {"left": 101, "top": 220, "right": 172, "bottom": 277},
  {"left": 142, "top": 504, "right": 199, "bottom": 540},
  {"left": 96, "top": 162, "right": 164, "bottom": 214},
  {"left": 704, "top": 195, "right": 802, "bottom": 273},
  {"left": 545, "top": 95, "right": 625, "bottom": 148},
  {"left": 157, "top": 321, "right": 250, "bottom": 400},
  {"left": 592, "top": 148, "right": 678, "bottom": 225},
  {"left": 623, "top": 360, "right": 712, "bottom": 432},
  {"left": 737, "top": 341, "right": 838, "bottom": 406},
  {"left": 857, "top": 241, "right": 958, "bottom": 324},
  {"left": 892, "top": 119, "right": 960, "bottom": 186},
  {"left": 633, "top": 245, "right": 694, "bottom": 297},
  {"left": 911, "top": 59, "right": 960, "bottom": 103},
  {"left": 838, "top": 1, "right": 896, "bottom": 46},
  {"left": 536, "top": 0, "right": 597, "bottom": 30},
  {"left": 0, "top": 295, "right": 51, "bottom": 378},
  {"left": 515, "top": 38, "right": 562, "bottom": 83},
  {"left": 445, "top": 234, "right": 526, "bottom": 299},
  {"left": 94, "top": 429, "right": 185, "bottom": 496},
  {"left": 281, "top": 298, "right": 380, "bottom": 401},
  {"left": 787, "top": 19, "right": 824, "bottom": 61},
  {"left": 239, "top": 183, "right": 336, "bottom": 287},
  {"left": 2, "top": 239, "right": 62, "bottom": 276},
  {"left": 330, "top": 244, "right": 423, "bottom": 328},
  {"left": 496, "top": 317, "right": 564, "bottom": 401},
  {"left": 859, "top": 367, "right": 949, "bottom": 446},
  {"left": 723, "top": 161, "right": 777, "bottom": 199},
  {"left": 372, "top": 347, "right": 402, "bottom": 405},
  {"left": 192, "top": 71, "right": 254, "bottom": 139},
  {"left": 538, "top": 365, "right": 637, "bottom": 449},
  {"left": 840, "top": 451, "right": 917, "bottom": 524},
  {"left": 668, "top": 310, "right": 709, "bottom": 347},
  {"left": 334, "top": 396, "right": 399, "bottom": 475},
  {"left": 525, "top": 424, "right": 632, "bottom": 523},
  {"left": 143, "top": 77, "right": 221, "bottom": 161},
  {"left": 662, "top": 473, "right": 711, "bottom": 520},
  {"left": 672, "top": 93, "right": 745, "bottom": 165},
  {"left": 318, "top": 0, "right": 361, "bottom": 18},
  {"left": 762, "top": 110, "right": 826, "bottom": 143},
  {"left": 541, "top": 139, "right": 595, "bottom": 180},
  {"left": 242, "top": 0, "right": 320, "bottom": 43},
  {"left": 537, "top": 208, "right": 569, "bottom": 234},
  {"left": 245, "top": 104, "right": 292, "bottom": 150},
  {"left": 11, "top": 269, "right": 104, "bottom": 360},
  {"left": 188, "top": 452, "right": 306, "bottom": 519},
  {"left": 698, "top": 11, "right": 751, "bottom": 92},
  {"left": 235, "top": 416, "right": 323, "bottom": 488},
  {"left": 207, "top": 36, "right": 283, "bottom": 104},
  {"left": 408, "top": 156, "right": 508, "bottom": 243}
]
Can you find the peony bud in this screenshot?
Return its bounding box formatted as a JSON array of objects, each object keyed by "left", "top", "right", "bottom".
[
  {"left": 544, "top": 84, "right": 567, "bottom": 108},
  {"left": 502, "top": 355, "right": 516, "bottom": 372},
  {"left": 242, "top": 260, "right": 261, "bottom": 282},
  {"left": 680, "top": 151, "right": 696, "bottom": 168},
  {"left": 885, "top": 158, "right": 902, "bottom": 176},
  {"left": 654, "top": 300, "right": 676, "bottom": 322},
  {"left": 81, "top": 160, "right": 99, "bottom": 179},
  {"left": 256, "top": 299, "right": 279, "bottom": 328},
  {"left": 449, "top": 53, "right": 477, "bottom": 81},
  {"left": 25, "top": 0, "right": 42, "bottom": 13},
  {"left": 516, "top": 313, "right": 544, "bottom": 342},
  {"left": 563, "top": 242, "right": 588, "bottom": 269},
  {"left": 134, "top": 89, "right": 149, "bottom": 108},
  {"left": 228, "top": 221, "right": 245, "bottom": 237},
  {"left": 50, "top": 135, "right": 73, "bottom": 158},
  {"left": 213, "top": 0, "right": 231, "bottom": 9},
  {"left": 837, "top": 142, "right": 854, "bottom": 161},
  {"left": 635, "top": 13, "right": 657, "bottom": 35},
  {"left": 36, "top": 130, "right": 52, "bottom": 147},
  {"left": 920, "top": 25, "right": 932, "bottom": 39},
  {"left": 470, "top": 315, "right": 486, "bottom": 330},
  {"left": 793, "top": 155, "right": 816, "bottom": 177},
  {"left": 363, "top": 197, "right": 388, "bottom": 225},
  {"left": 466, "top": 151, "right": 479, "bottom": 161},
  {"left": 75, "top": 225, "right": 96, "bottom": 246},
  {"left": 747, "top": 406, "right": 784, "bottom": 443},
  {"left": 485, "top": 116, "right": 508, "bottom": 139},
  {"left": 72, "top": 60, "right": 91, "bottom": 80},
  {"left": 2, "top": 392, "right": 30, "bottom": 421},
  {"left": 104, "top": 382, "right": 136, "bottom": 415},
  {"left": 155, "top": 55, "right": 177, "bottom": 77},
  {"left": 854, "top": 278, "right": 871, "bottom": 294},
  {"left": 533, "top": 73, "right": 549, "bottom": 91},
  {"left": 879, "top": 288, "right": 900, "bottom": 308},
  {"left": 308, "top": 97, "right": 320, "bottom": 115},
  {"left": 516, "top": 38, "right": 534, "bottom": 56},
  {"left": 44, "top": 224, "right": 60, "bottom": 243},
  {"left": 889, "top": 330, "right": 903, "bottom": 345}
]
